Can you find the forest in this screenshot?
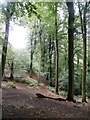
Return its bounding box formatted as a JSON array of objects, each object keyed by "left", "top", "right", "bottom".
[{"left": 0, "top": 0, "right": 90, "bottom": 119}]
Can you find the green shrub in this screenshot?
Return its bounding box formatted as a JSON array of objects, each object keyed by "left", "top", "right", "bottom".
[
  {"left": 15, "top": 77, "right": 30, "bottom": 84},
  {"left": 28, "top": 79, "right": 38, "bottom": 87},
  {"left": 20, "top": 78, "right": 30, "bottom": 84},
  {"left": 59, "top": 91, "right": 67, "bottom": 96},
  {"left": 15, "top": 77, "right": 38, "bottom": 88},
  {"left": 7, "top": 82, "right": 16, "bottom": 88},
  {"left": 48, "top": 86, "right": 55, "bottom": 92}
]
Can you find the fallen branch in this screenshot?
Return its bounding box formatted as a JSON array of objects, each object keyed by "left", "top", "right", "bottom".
[{"left": 36, "top": 93, "right": 66, "bottom": 101}]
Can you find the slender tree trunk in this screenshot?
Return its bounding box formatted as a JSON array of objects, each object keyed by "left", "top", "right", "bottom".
[
  {"left": 29, "top": 31, "right": 37, "bottom": 77},
  {"left": 55, "top": 3, "right": 59, "bottom": 94},
  {"left": 64, "top": 49, "right": 67, "bottom": 71},
  {"left": 29, "top": 37, "right": 33, "bottom": 77},
  {"left": 10, "top": 59, "right": 14, "bottom": 80},
  {"left": 38, "top": 19, "right": 42, "bottom": 83},
  {"left": 42, "top": 37, "right": 45, "bottom": 73},
  {"left": 49, "top": 35, "right": 52, "bottom": 86},
  {"left": 66, "top": 1, "right": 75, "bottom": 101},
  {"left": 52, "top": 38, "right": 56, "bottom": 79},
  {"left": 1, "top": 12, "right": 10, "bottom": 77},
  {"left": 77, "top": 55, "right": 79, "bottom": 71},
  {"left": 82, "top": 3, "right": 87, "bottom": 102},
  {"left": 38, "top": 60, "right": 41, "bottom": 84},
  {"left": 78, "top": 2, "right": 87, "bottom": 102}
]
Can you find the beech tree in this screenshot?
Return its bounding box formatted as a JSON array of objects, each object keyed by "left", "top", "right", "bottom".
[
  {"left": 66, "top": 1, "right": 75, "bottom": 101},
  {"left": 55, "top": 2, "right": 59, "bottom": 94},
  {"left": 78, "top": 2, "right": 88, "bottom": 102},
  {"left": 48, "top": 35, "right": 52, "bottom": 86},
  {"left": 0, "top": 2, "right": 89, "bottom": 99},
  {"left": 1, "top": 3, "right": 14, "bottom": 77}
]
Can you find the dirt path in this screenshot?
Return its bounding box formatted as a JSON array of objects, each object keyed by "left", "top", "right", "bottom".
[{"left": 2, "top": 81, "right": 89, "bottom": 119}]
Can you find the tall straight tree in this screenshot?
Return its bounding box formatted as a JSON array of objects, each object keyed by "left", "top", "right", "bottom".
[
  {"left": 49, "top": 35, "right": 52, "bottom": 86},
  {"left": 29, "top": 22, "right": 37, "bottom": 77},
  {"left": 78, "top": 2, "right": 88, "bottom": 102},
  {"left": 1, "top": 2, "right": 37, "bottom": 79},
  {"left": 1, "top": 2, "right": 16, "bottom": 79},
  {"left": 66, "top": 1, "right": 75, "bottom": 101},
  {"left": 38, "top": 18, "right": 42, "bottom": 83},
  {"left": 29, "top": 34, "right": 33, "bottom": 77},
  {"left": 55, "top": 2, "right": 59, "bottom": 94},
  {"left": 42, "top": 37, "right": 45, "bottom": 73},
  {"left": 9, "top": 59, "right": 14, "bottom": 80},
  {"left": 1, "top": 3, "right": 11, "bottom": 77}
]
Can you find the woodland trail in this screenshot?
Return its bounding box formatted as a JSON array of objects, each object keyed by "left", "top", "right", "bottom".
[{"left": 2, "top": 81, "right": 89, "bottom": 119}]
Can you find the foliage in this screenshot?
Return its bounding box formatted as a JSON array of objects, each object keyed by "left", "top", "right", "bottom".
[
  {"left": 59, "top": 91, "right": 67, "bottom": 97},
  {"left": 7, "top": 81, "right": 16, "bottom": 88},
  {"left": 48, "top": 86, "right": 55, "bottom": 93},
  {"left": 0, "top": 2, "right": 89, "bottom": 100},
  {"left": 15, "top": 77, "right": 38, "bottom": 88},
  {"left": 6, "top": 48, "right": 30, "bottom": 72}
]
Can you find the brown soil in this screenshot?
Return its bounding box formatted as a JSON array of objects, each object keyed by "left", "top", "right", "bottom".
[{"left": 1, "top": 80, "right": 89, "bottom": 119}]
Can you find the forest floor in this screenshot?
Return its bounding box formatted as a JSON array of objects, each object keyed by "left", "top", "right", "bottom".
[{"left": 1, "top": 76, "right": 90, "bottom": 119}]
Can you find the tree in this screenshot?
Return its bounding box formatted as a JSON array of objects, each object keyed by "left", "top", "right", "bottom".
[
  {"left": 78, "top": 2, "right": 88, "bottom": 102},
  {"left": 0, "top": 2, "right": 37, "bottom": 79},
  {"left": 1, "top": 3, "right": 11, "bottom": 77},
  {"left": 29, "top": 33, "right": 33, "bottom": 77},
  {"left": 48, "top": 35, "right": 52, "bottom": 86},
  {"left": 66, "top": 1, "right": 75, "bottom": 101},
  {"left": 55, "top": 2, "right": 59, "bottom": 94},
  {"left": 6, "top": 44, "right": 14, "bottom": 79},
  {"left": 1, "top": 2, "right": 19, "bottom": 78},
  {"left": 9, "top": 58, "right": 14, "bottom": 80}
]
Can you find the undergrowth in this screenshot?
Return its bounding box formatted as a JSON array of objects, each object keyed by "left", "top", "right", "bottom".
[
  {"left": 48, "top": 86, "right": 67, "bottom": 97},
  {"left": 7, "top": 82, "right": 16, "bottom": 88},
  {"left": 15, "top": 77, "right": 38, "bottom": 87}
]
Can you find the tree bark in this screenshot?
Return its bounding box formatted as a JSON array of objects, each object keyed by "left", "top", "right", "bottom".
[
  {"left": 82, "top": 3, "right": 87, "bottom": 102},
  {"left": 36, "top": 93, "right": 66, "bottom": 101},
  {"left": 38, "top": 19, "right": 42, "bottom": 83},
  {"left": 29, "top": 28, "right": 37, "bottom": 77},
  {"left": 1, "top": 10, "right": 10, "bottom": 77},
  {"left": 78, "top": 2, "right": 87, "bottom": 102},
  {"left": 55, "top": 3, "right": 59, "bottom": 95},
  {"left": 41, "top": 37, "right": 45, "bottom": 73},
  {"left": 29, "top": 38, "right": 33, "bottom": 77},
  {"left": 66, "top": 1, "right": 75, "bottom": 101},
  {"left": 49, "top": 35, "right": 52, "bottom": 86},
  {"left": 10, "top": 59, "right": 14, "bottom": 80}
]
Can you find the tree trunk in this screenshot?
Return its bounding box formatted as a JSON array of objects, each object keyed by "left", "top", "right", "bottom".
[
  {"left": 55, "top": 3, "right": 59, "bottom": 95},
  {"left": 38, "top": 19, "right": 42, "bottom": 83},
  {"left": 82, "top": 3, "right": 87, "bottom": 102},
  {"left": 10, "top": 59, "right": 14, "bottom": 80},
  {"left": 49, "top": 35, "right": 52, "bottom": 86},
  {"left": 38, "top": 61, "right": 40, "bottom": 84},
  {"left": 29, "top": 30, "right": 37, "bottom": 77},
  {"left": 52, "top": 38, "right": 55, "bottom": 80},
  {"left": 41, "top": 37, "right": 45, "bottom": 73},
  {"left": 29, "top": 38, "right": 33, "bottom": 77},
  {"left": 78, "top": 2, "right": 87, "bottom": 102},
  {"left": 1, "top": 11, "right": 10, "bottom": 77},
  {"left": 66, "top": 1, "right": 75, "bottom": 101}
]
